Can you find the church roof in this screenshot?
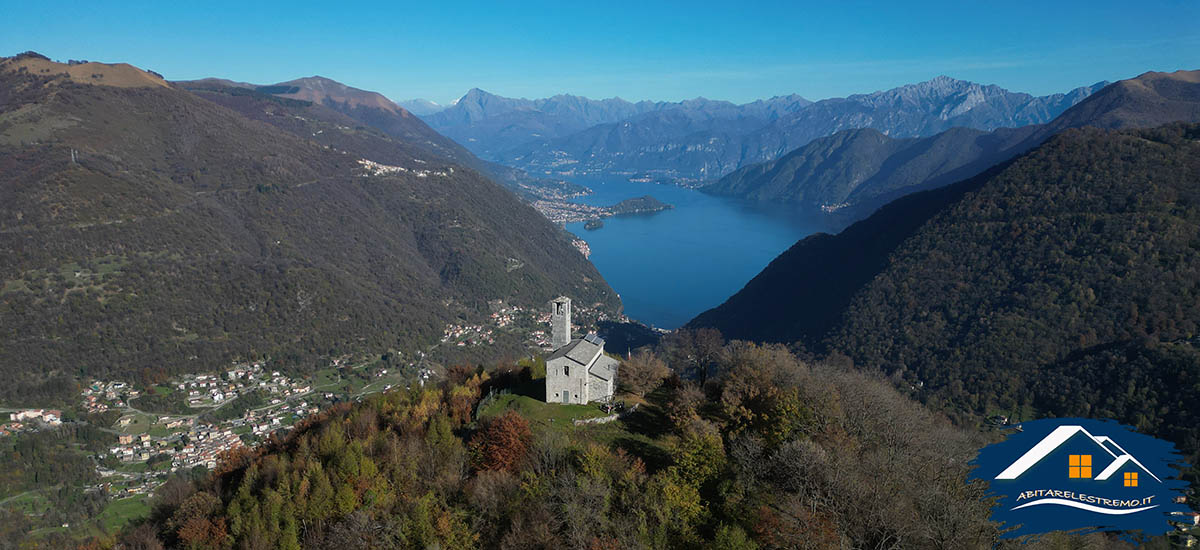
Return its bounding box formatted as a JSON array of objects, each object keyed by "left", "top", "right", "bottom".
[
  {"left": 547, "top": 335, "right": 603, "bottom": 367},
  {"left": 589, "top": 355, "right": 618, "bottom": 381}
]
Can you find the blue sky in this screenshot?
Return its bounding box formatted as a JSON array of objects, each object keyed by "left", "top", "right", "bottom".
[{"left": 2, "top": 1, "right": 1197, "bottom": 105}]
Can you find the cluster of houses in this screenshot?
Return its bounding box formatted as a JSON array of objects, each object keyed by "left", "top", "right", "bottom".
[
  {"left": 9, "top": 408, "right": 62, "bottom": 424},
  {"left": 173, "top": 425, "right": 244, "bottom": 470},
  {"left": 176, "top": 363, "right": 311, "bottom": 407},
  {"left": 0, "top": 409, "right": 63, "bottom": 436},
  {"left": 181, "top": 373, "right": 234, "bottom": 405},
  {"left": 442, "top": 322, "right": 497, "bottom": 347},
  {"left": 231, "top": 401, "right": 320, "bottom": 437},
  {"left": 113, "top": 432, "right": 163, "bottom": 463},
  {"left": 490, "top": 308, "right": 519, "bottom": 328},
  {"left": 108, "top": 420, "right": 245, "bottom": 471},
  {"left": 1171, "top": 497, "right": 1200, "bottom": 547},
  {"left": 81, "top": 380, "right": 138, "bottom": 413}
]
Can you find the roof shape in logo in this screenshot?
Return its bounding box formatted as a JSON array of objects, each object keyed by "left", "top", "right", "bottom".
[{"left": 994, "top": 425, "right": 1161, "bottom": 482}]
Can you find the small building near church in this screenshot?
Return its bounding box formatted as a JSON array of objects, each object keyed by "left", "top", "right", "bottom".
[{"left": 544, "top": 296, "right": 618, "bottom": 404}]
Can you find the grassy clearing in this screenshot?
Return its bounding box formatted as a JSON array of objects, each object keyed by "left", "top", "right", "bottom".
[
  {"left": 312, "top": 367, "right": 341, "bottom": 388},
  {"left": 476, "top": 379, "right": 676, "bottom": 471},
  {"left": 4, "top": 490, "right": 51, "bottom": 514},
  {"left": 114, "top": 412, "right": 155, "bottom": 435},
  {"left": 477, "top": 392, "right": 608, "bottom": 429},
  {"left": 115, "top": 461, "right": 149, "bottom": 474},
  {"left": 95, "top": 494, "right": 151, "bottom": 533}
]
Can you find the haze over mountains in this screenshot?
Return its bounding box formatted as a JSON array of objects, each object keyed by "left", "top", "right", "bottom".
[
  {"left": 418, "top": 77, "right": 1106, "bottom": 184},
  {"left": 703, "top": 71, "right": 1200, "bottom": 213},
  {"left": 0, "top": 52, "right": 617, "bottom": 401},
  {"left": 397, "top": 98, "right": 444, "bottom": 116}
]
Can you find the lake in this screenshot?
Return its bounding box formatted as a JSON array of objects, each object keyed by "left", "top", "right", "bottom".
[{"left": 563, "top": 177, "right": 838, "bottom": 329}]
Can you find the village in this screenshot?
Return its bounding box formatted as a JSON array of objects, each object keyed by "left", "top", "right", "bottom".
[
  {"left": 72, "top": 363, "right": 336, "bottom": 499},
  {"left": 2, "top": 302, "right": 605, "bottom": 499},
  {"left": 438, "top": 299, "right": 620, "bottom": 350},
  {"left": 0, "top": 298, "right": 629, "bottom": 538}
]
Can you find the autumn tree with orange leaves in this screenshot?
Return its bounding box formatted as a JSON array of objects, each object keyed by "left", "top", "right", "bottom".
[{"left": 469, "top": 410, "right": 532, "bottom": 472}]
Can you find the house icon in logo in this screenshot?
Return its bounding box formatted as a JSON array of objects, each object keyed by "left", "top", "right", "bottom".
[
  {"left": 969, "top": 418, "right": 1190, "bottom": 537},
  {"left": 995, "top": 425, "right": 1162, "bottom": 487}
]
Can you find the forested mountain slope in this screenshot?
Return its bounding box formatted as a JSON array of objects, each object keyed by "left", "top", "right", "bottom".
[
  {"left": 0, "top": 53, "right": 618, "bottom": 403},
  {"left": 691, "top": 124, "right": 1200, "bottom": 480}
]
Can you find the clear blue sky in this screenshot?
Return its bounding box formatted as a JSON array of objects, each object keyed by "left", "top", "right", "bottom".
[{"left": 3, "top": 1, "right": 1197, "bottom": 105}]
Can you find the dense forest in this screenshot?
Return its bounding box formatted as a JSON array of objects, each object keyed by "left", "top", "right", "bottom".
[
  {"left": 831, "top": 124, "right": 1200, "bottom": 481},
  {"left": 0, "top": 55, "right": 618, "bottom": 404},
  {"left": 692, "top": 124, "right": 1200, "bottom": 502},
  {"left": 93, "top": 334, "right": 1163, "bottom": 550}
]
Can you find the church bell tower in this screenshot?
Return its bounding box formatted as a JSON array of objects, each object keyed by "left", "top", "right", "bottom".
[{"left": 551, "top": 296, "right": 571, "bottom": 350}]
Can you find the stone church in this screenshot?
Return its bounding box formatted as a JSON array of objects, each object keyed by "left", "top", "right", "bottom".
[{"left": 544, "top": 296, "right": 618, "bottom": 404}]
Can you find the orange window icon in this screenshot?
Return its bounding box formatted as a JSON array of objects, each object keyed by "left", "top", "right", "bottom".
[
  {"left": 1124, "top": 472, "right": 1138, "bottom": 487},
  {"left": 1068, "top": 454, "right": 1092, "bottom": 478}
]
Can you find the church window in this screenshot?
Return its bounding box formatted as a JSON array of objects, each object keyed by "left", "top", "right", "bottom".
[{"left": 564, "top": 366, "right": 570, "bottom": 377}]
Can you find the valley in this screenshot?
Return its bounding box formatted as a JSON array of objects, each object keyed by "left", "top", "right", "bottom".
[{"left": 2, "top": 4, "right": 1199, "bottom": 545}]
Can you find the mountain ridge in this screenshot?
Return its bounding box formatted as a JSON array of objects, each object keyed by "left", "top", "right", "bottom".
[
  {"left": 485, "top": 77, "right": 1106, "bottom": 184},
  {"left": 1, "top": 51, "right": 169, "bottom": 89},
  {"left": 175, "top": 76, "right": 578, "bottom": 201},
  {"left": 702, "top": 71, "right": 1197, "bottom": 214}
]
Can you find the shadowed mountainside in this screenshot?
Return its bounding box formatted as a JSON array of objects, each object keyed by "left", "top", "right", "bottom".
[{"left": 0, "top": 53, "right": 618, "bottom": 402}]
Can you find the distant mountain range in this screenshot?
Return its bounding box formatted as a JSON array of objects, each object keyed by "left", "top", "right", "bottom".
[
  {"left": 421, "top": 77, "right": 1105, "bottom": 184},
  {"left": 397, "top": 98, "right": 444, "bottom": 116},
  {"left": 0, "top": 52, "right": 618, "bottom": 402},
  {"left": 702, "top": 71, "right": 1199, "bottom": 214},
  {"left": 687, "top": 71, "right": 1200, "bottom": 471},
  {"left": 422, "top": 89, "right": 720, "bottom": 158}
]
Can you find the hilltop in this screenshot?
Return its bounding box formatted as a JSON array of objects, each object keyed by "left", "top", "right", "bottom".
[
  {"left": 108, "top": 340, "right": 1080, "bottom": 550},
  {"left": 1, "top": 51, "right": 169, "bottom": 89},
  {"left": 271, "top": 76, "right": 407, "bottom": 113}
]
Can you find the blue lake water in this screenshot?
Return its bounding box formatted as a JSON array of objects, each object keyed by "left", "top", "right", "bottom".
[{"left": 563, "top": 177, "right": 837, "bottom": 329}]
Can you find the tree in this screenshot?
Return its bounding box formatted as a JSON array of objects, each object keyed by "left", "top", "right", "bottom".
[
  {"left": 711, "top": 523, "right": 758, "bottom": 550},
  {"left": 666, "top": 381, "right": 705, "bottom": 434},
  {"left": 619, "top": 350, "right": 669, "bottom": 397},
  {"left": 661, "top": 328, "right": 724, "bottom": 383},
  {"left": 469, "top": 411, "right": 532, "bottom": 473}
]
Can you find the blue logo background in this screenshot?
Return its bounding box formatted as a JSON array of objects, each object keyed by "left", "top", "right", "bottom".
[{"left": 970, "top": 418, "right": 1191, "bottom": 538}]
